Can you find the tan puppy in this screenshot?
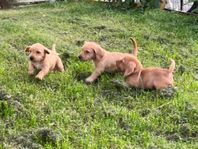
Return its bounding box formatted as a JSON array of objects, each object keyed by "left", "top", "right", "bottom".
[
  {"left": 78, "top": 38, "right": 138, "bottom": 83},
  {"left": 116, "top": 56, "right": 175, "bottom": 90},
  {"left": 25, "top": 43, "right": 64, "bottom": 80}
]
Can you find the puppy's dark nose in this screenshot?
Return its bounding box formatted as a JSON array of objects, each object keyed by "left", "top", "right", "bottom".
[
  {"left": 30, "top": 56, "right": 34, "bottom": 61},
  {"left": 78, "top": 55, "right": 82, "bottom": 60}
]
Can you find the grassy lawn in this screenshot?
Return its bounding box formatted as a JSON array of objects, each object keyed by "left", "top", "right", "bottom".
[{"left": 0, "top": 1, "right": 198, "bottom": 148}]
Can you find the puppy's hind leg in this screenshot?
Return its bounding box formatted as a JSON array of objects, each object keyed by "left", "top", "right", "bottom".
[{"left": 55, "top": 58, "right": 64, "bottom": 72}]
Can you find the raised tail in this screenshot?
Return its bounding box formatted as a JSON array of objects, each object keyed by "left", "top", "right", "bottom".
[
  {"left": 130, "top": 37, "right": 138, "bottom": 57},
  {"left": 169, "top": 59, "right": 175, "bottom": 73},
  {"left": 52, "top": 44, "right": 56, "bottom": 52}
]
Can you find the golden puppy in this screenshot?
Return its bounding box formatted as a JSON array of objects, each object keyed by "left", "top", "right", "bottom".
[
  {"left": 116, "top": 56, "right": 175, "bottom": 90},
  {"left": 78, "top": 38, "right": 138, "bottom": 83},
  {"left": 25, "top": 43, "right": 64, "bottom": 80}
]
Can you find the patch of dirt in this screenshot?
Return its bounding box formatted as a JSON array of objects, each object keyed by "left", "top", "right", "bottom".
[
  {"left": 0, "top": 90, "right": 8, "bottom": 100},
  {"left": 156, "top": 37, "right": 169, "bottom": 44},
  {"left": 67, "top": 17, "right": 82, "bottom": 24},
  {"left": 0, "top": 88, "right": 25, "bottom": 115},
  {"left": 93, "top": 25, "right": 123, "bottom": 36},
  {"left": 10, "top": 128, "right": 62, "bottom": 148},
  {"left": 42, "top": 105, "right": 51, "bottom": 115},
  {"left": 165, "top": 124, "right": 198, "bottom": 142},
  {"left": 67, "top": 17, "right": 88, "bottom": 27},
  {"left": 178, "top": 65, "right": 186, "bottom": 74},
  {"left": 159, "top": 86, "right": 177, "bottom": 98},
  {"left": 34, "top": 128, "right": 62, "bottom": 145},
  {"left": 73, "top": 71, "right": 95, "bottom": 83},
  {"left": 61, "top": 52, "right": 70, "bottom": 61},
  {"left": 4, "top": 119, "right": 15, "bottom": 129},
  {"left": 107, "top": 28, "right": 122, "bottom": 33},
  {"left": 102, "top": 105, "right": 118, "bottom": 118},
  {"left": 166, "top": 133, "right": 181, "bottom": 141},
  {"left": 139, "top": 108, "right": 151, "bottom": 117},
  {"left": 75, "top": 39, "right": 85, "bottom": 46},
  {"left": 111, "top": 80, "right": 129, "bottom": 90},
  {"left": 93, "top": 25, "right": 107, "bottom": 30},
  {"left": 99, "top": 35, "right": 108, "bottom": 42},
  {"left": 154, "top": 102, "right": 198, "bottom": 142},
  {"left": 117, "top": 117, "right": 131, "bottom": 132},
  {"left": 143, "top": 35, "right": 171, "bottom": 45},
  {"left": 14, "top": 135, "right": 42, "bottom": 149}
]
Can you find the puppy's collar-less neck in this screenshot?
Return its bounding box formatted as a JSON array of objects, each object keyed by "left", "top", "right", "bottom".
[
  {"left": 93, "top": 56, "right": 103, "bottom": 66},
  {"left": 40, "top": 53, "right": 47, "bottom": 62}
]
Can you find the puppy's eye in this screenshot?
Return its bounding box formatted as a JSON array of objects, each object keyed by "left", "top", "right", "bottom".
[
  {"left": 36, "top": 51, "right": 41, "bottom": 54},
  {"left": 85, "top": 51, "right": 90, "bottom": 54}
]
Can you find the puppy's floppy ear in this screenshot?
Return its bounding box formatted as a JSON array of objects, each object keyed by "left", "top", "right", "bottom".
[
  {"left": 25, "top": 46, "right": 31, "bottom": 53},
  {"left": 44, "top": 48, "right": 50, "bottom": 54},
  {"left": 92, "top": 45, "right": 104, "bottom": 60},
  {"left": 124, "top": 61, "right": 137, "bottom": 77}
]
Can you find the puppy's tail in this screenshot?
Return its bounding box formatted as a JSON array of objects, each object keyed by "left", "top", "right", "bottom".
[
  {"left": 168, "top": 59, "right": 175, "bottom": 73},
  {"left": 52, "top": 44, "right": 56, "bottom": 52},
  {"left": 130, "top": 37, "right": 138, "bottom": 57}
]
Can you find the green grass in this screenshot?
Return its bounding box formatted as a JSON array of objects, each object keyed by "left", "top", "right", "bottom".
[{"left": 0, "top": 1, "right": 198, "bottom": 148}]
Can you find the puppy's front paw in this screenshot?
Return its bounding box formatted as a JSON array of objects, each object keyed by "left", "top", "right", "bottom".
[
  {"left": 35, "top": 75, "right": 43, "bottom": 80},
  {"left": 60, "top": 68, "right": 64, "bottom": 72},
  {"left": 85, "top": 77, "right": 94, "bottom": 84},
  {"left": 28, "top": 71, "right": 34, "bottom": 76}
]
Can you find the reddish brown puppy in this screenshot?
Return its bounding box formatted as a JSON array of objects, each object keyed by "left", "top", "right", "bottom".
[
  {"left": 78, "top": 38, "right": 138, "bottom": 83},
  {"left": 116, "top": 56, "right": 175, "bottom": 90},
  {"left": 25, "top": 43, "right": 64, "bottom": 80}
]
